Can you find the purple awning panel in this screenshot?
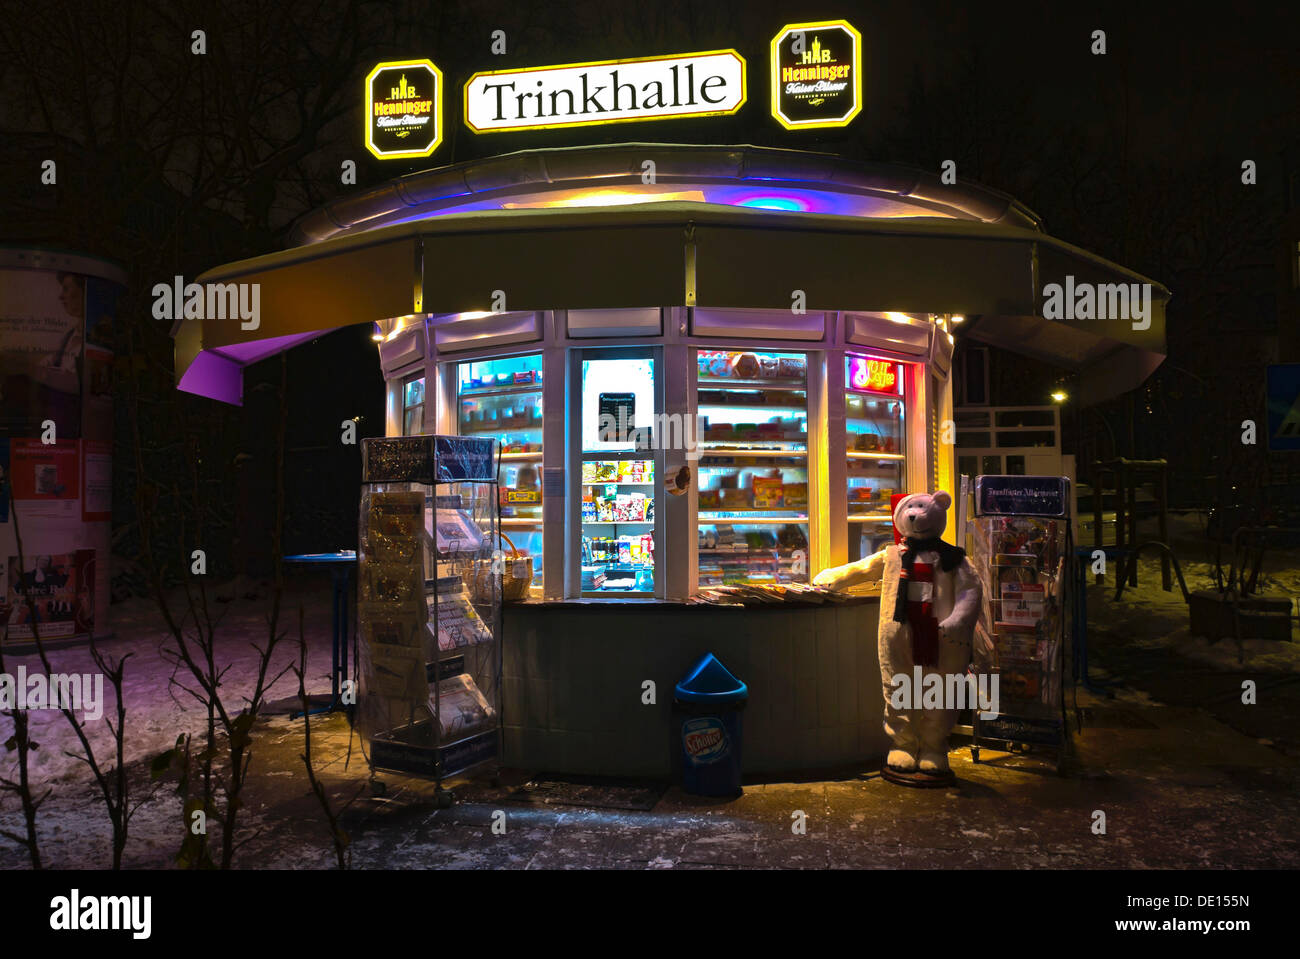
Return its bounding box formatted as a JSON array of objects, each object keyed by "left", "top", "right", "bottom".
[{"left": 176, "top": 330, "right": 326, "bottom": 406}]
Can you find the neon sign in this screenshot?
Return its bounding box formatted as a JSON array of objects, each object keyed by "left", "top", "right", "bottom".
[
  {"left": 847, "top": 357, "right": 901, "bottom": 395},
  {"left": 365, "top": 59, "right": 443, "bottom": 159},
  {"left": 770, "top": 20, "right": 863, "bottom": 130}
]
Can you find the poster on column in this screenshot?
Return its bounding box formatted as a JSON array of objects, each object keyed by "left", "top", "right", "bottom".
[
  {"left": 9, "top": 439, "right": 81, "bottom": 524},
  {"left": 82, "top": 440, "right": 111, "bottom": 521},
  {"left": 1, "top": 548, "right": 95, "bottom": 640},
  {"left": 0, "top": 268, "right": 84, "bottom": 438},
  {"left": 83, "top": 348, "right": 113, "bottom": 439},
  {"left": 0, "top": 437, "right": 9, "bottom": 523},
  {"left": 84, "top": 275, "right": 118, "bottom": 353},
  {"left": 82, "top": 276, "right": 117, "bottom": 441}
]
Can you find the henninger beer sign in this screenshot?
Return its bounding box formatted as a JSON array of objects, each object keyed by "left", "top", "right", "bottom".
[
  {"left": 366, "top": 59, "right": 443, "bottom": 159},
  {"left": 770, "top": 20, "right": 862, "bottom": 130},
  {"left": 463, "top": 50, "right": 746, "bottom": 133}
]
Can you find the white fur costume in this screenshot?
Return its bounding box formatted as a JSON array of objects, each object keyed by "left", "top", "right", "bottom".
[{"left": 814, "top": 491, "right": 982, "bottom": 775}]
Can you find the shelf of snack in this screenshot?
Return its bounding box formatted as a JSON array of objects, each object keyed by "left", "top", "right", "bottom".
[
  {"left": 357, "top": 435, "right": 502, "bottom": 798},
  {"left": 695, "top": 348, "right": 810, "bottom": 586},
  {"left": 457, "top": 354, "right": 542, "bottom": 597},
  {"left": 844, "top": 354, "right": 908, "bottom": 561},
  {"left": 697, "top": 522, "right": 810, "bottom": 587},
  {"left": 581, "top": 456, "right": 655, "bottom": 593}
]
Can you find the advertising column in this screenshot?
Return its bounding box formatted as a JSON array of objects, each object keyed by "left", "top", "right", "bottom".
[{"left": 0, "top": 251, "right": 124, "bottom": 643}]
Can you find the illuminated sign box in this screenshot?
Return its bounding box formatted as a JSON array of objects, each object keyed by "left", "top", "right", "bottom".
[
  {"left": 366, "top": 59, "right": 444, "bottom": 159},
  {"left": 464, "top": 50, "right": 746, "bottom": 133},
  {"left": 975, "top": 475, "right": 1071, "bottom": 518},
  {"left": 847, "top": 356, "right": 902, "bottom": 395},
  {"left": 770, "top": 20, "right": 862, "bottom": 130}
]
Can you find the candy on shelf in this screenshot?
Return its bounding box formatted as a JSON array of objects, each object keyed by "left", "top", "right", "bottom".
[{"left": 752, "top": 476, "right": 784, "bottom": 508}]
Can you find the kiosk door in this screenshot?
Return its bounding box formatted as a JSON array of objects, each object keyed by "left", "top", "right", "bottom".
[{"left": 570, "top": 347, "right": 665, "bottom": 597}]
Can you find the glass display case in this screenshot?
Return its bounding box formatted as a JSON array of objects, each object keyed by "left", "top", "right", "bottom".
[
  {"left": 580, "top": 354, "right": 657, "bottom": 594},
  {"left": 845, "top": 354, "right": 907, "bottom": 561},
  {"left": 696, "top": 349, "right": 809, "bottom": 586},
  {"left": 357, "top": 435, "right": 501, "bottom": 802},
  {"left": 456, "top": 354, "right": 542, "bottom": 597}
]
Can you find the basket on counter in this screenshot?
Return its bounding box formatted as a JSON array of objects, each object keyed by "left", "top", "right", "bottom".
[{"left": 474, "top": 531, "right": 533, "bottom": 602}]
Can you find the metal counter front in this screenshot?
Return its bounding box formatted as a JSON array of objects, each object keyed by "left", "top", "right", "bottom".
[{"left": 500, "top": 595, "right": 886, "bottom": 777}]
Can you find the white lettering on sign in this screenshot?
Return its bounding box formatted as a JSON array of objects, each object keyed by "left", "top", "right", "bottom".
[
  {"left": 464, "top": 50, "right": 746, "bottom": 132},
  {"left": 784, "top": 80, "right": 848, "bottom": 95}
]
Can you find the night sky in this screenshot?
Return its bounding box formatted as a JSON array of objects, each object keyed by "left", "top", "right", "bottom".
[{"left": 0, "top": 0, "right": 1296, "bottom": 574}]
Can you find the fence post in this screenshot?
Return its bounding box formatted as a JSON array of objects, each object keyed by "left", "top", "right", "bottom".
[
  {"left": 1158, "top": 463, "right": 1171, "bottom": 591},
  {"left": 1115, "top": 461, "right": 1127, "bottom": 586},
  {"left": 1093, "top": 462, "right": 1105, "bottom": 585},
  {"left": 1126, "top": 462, "right": 1139, "bottom": 587}
]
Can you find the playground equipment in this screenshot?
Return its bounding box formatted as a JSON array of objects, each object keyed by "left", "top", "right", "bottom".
[{"left": 1088, "top": 458, "right": 1173, "bottom": 590}]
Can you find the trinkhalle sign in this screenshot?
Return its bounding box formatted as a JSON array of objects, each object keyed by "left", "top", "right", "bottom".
[{"left": 463, "top": 50, "right": 746, "bottom": 133}]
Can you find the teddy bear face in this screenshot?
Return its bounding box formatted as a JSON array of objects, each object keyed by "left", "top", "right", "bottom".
[{"left": 893, "top": 490, "right": 952, "bottom": 540}]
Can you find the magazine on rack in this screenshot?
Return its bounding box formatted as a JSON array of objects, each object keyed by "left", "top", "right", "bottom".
[
  {"left": 427, "top": 575, "right": 494, "bottom": 651},
  {"left": 427, "top": 495, "right": 485, "bottom": 556},
  {"left": 429, "top": 673, "right": 496, "bottom": 740},
  {"left": 367, "top": 491, "right": 424, "bottom": 563}
]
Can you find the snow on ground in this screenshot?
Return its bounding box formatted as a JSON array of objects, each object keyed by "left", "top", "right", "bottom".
[
  {"left": 11, "top": 512, "right": 1294, "bottom": 793},
  {"left": 0, "top": 578, "right": 338, "bottom": 789},
  {"left": 1086, "top": 512, "right": 1300, "bottom": 672},
  {"left": 4, "top": 512, "right": 1298, "bottom": 868}
]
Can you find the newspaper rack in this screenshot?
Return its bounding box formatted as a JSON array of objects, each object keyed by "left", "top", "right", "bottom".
[
  {"left": 965, "top": 475, "right": 1074, "bottom": 773},
  {"left": 358, "top": 435, "right": 502, "bottom": 805}
]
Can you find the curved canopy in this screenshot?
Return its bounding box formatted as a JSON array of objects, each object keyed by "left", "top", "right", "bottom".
[
  {"left": 175, "top": 143, "right": 1167, "bottom": 407},
  {"left": 289, "top": 142, "right": 1044, "bottom": 244}
]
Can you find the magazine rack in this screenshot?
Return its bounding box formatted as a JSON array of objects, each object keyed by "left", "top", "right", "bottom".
[
  {"left": 358, "top": 435, "right": 501, "bottom": 805},
  {"left": 967, "top": 475, "right": 1073, "bottom": 773}
]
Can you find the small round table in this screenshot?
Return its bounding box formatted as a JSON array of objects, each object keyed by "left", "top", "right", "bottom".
[{"left": 283, "top": 551, "right": 356, "bottom": 717}]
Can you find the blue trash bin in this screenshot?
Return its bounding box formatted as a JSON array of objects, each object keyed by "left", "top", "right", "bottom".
[{"left": 674, "top": 653, "right": 748, "bottom": 797}]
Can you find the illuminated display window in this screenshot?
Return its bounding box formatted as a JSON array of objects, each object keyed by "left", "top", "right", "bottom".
[
  {"left": 845, "top": 354, "right": 908, "bottom": 562},
  {"left": 402, "top": 375, "right": 425, "bottom": 435},
  {"left": 457, "top": 355, "right": 543, "bottom": 596},
  {"left": 696, "top": 349, "right": 809, "bottom": 587},
  {"left": 580, "top": 354, "right": 657, "bottom": 595}
]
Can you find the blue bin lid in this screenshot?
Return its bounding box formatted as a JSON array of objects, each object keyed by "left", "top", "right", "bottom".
[{"left": 675, "top": 653, "right": 748, "bottom": 703}]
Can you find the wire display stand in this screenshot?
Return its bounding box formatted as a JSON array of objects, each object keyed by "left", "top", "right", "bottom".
[
  {"left": 967, "top": 475, "right": 1074, "bottom": 774},
  {"left": 357, "top": 435, "right": 502, "bottom": 806}
]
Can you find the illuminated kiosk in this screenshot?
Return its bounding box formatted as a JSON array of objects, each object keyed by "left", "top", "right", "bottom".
[{"left": 173, "top": 144, "right": 1167, "bottom": 776}]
